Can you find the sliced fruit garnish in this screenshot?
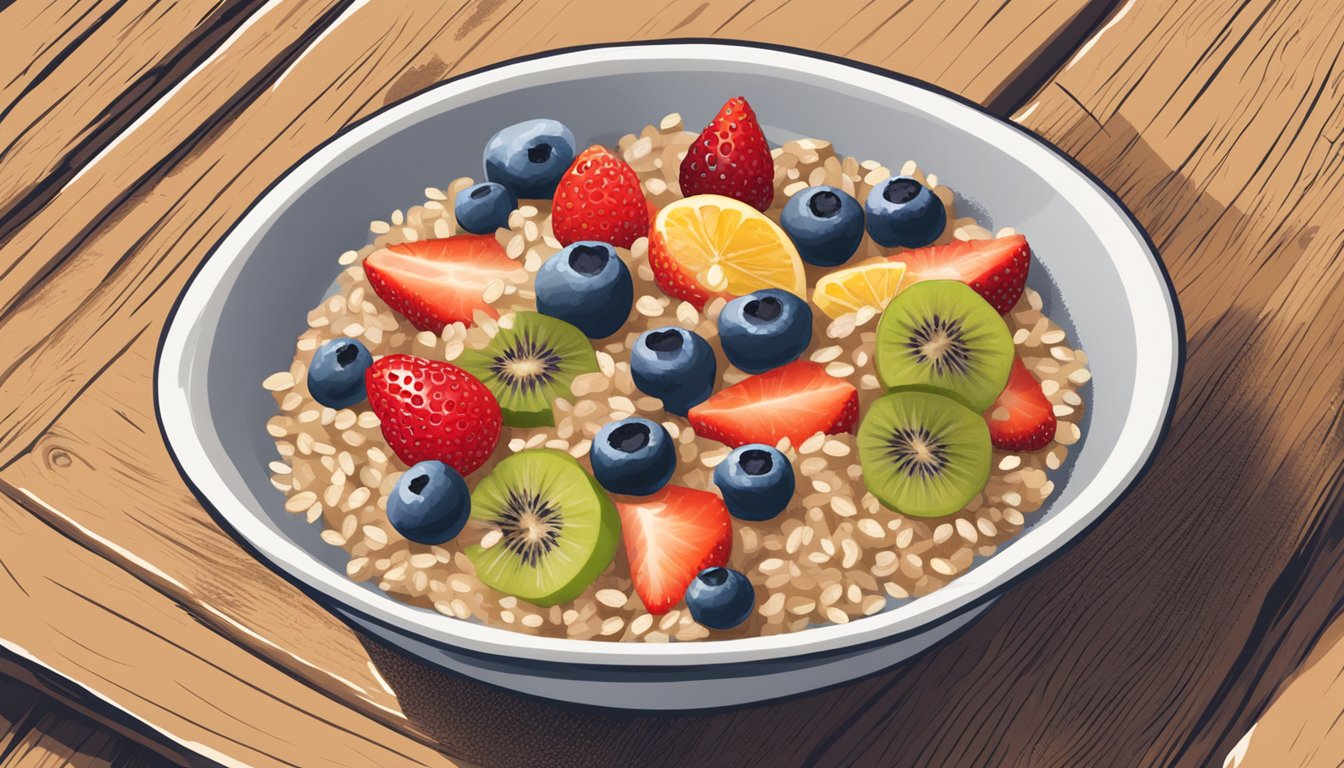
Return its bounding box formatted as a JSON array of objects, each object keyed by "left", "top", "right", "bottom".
[
  {"left": 467, "top": 449, "right": 619, "bottom": 607},
  {"left": 552, "top": 145, "right": 649, "bottom": 249},
  {"left": 649, "top": 194, "right": 806, "bottom": 309},
  {"left": 456, "top": 311, "right": 598, "bottom": 428},
  {"left": 812, "top": 261, "right": 908, "bottom": 319},
  {"left": 858, "top": 389, "right": 992, "bottom": 518},
  {"left": 896, "top": 234, "right": 1031, "bottom": 314},
  {"left": 679, "top": 97, "right": 775, "bottom": 212},
  {"left": 363, "top": 234, "right": 525, "bottom": 333},
  {"left": 615, "top": 486, "right": 732, "bottom": 615},
  {"left": 688, "top": 360, "right": 858, "bottom": 448},
  {"left": 986, "top": 358, "right": 1057, "bottom": 451}
]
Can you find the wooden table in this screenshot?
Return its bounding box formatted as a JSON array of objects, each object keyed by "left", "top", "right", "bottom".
[{"left": 3, "top": 1, "right": 1343, "bottom": 765}]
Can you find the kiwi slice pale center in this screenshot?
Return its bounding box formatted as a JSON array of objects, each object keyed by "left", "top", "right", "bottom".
[
  {"left": 907, "top": 315, "right": 972, "bottom": 377},
  {"left": 885, "top": 425, "right": 950, "bottom": 480},
  {"left": 497, "top": 489, "right": 563, "bottom": 566}
]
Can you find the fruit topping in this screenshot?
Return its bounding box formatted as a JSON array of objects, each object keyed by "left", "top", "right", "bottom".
[
  {"left": 865, "top": 176, "right": 946, "bottom": 248},
  {"left": 986, "top": 358, "right": 1057, "bottom": 451},
  {"left": 679, "top": 97, "right": 774, "bottom": 211},
  {"left": 483, "top": 118, "right": 577, "bottom": 199},
  {"left": 630, "top": 326, "right": 717, "bottom": 416},
  {"left": 591, "top": 417, "right": 677, "bottom": 496},
  {"left": 780, "top": 185, "right": 865, "bottom": 267},
  {"left": 307, "top": 337, "right": 372, "bottom": 408},
  {"left": 387, "top": 460, "right": 471, "bottom": 544},
  {"left": 552, "top": 145, "right": 649, "bottom": 249},
  {"left": 812, "top": 261, "right": 908, "bottom": 319},
  {"left": 713, "top": 444, "right": 794, "bottom": 522},
  {"left": 534, "top": 241, "right": 634, "bottom": 339},
  {"left": 364, "top": 354, "right": 502, "bottom": 475},
  {"left": 685, "top": 567, "right": 755, "bottom": 630},
  {"left": 363, "top": 234, "right": 525, "bottom": 333},
  {"left": 898, "top": 234, "right": 1031, "bottom": 314},
  {"left": 454, "top": 181, "right": 518, "bottom": 234},
  {"left": 717, "top": 289, "right": 813, "bottom": 374},
  {"left": 857, "top": 389, "right": 991, "bottom": 518},
  {"left": 456, "top": 311, "right": 598, "bottom": 428},
  {"left": 874, "top": 279, "right": 1013, "bottom": 411},
  {"left": 649, "top": 194, "right": 806, "bottom": 309},
  {"left": 466, "top": 449, "right": 619, "bottom": 606},
  {"left": 615, "top": 485, "right": 732, "bottom": 615},
  {"left": 688, "top": 360, "right": 858, "bottom": 448}
]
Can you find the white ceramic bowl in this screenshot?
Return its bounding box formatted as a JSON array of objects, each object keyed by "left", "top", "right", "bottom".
[{"left": 157, "top": 42, "right": 1182, "bottom": 710}]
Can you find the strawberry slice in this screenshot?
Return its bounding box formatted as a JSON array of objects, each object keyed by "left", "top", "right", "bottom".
[
  {"left": 552, "top": 145, "right": 649, "bottom": 249},
  {"left": 688, "top": 361, "right": 859, "bottom": 448},
  {"left": 363, "top": 234, "right": 523, "bottom": 333},
  {"left": 986, "top": 358, "right": 1057, "bottom": 451},
  {"left": 898, "top": 234, "right": 1031, "bottom": 314},
  {"left": 616, "top": 486, "right": 732, "bottom": 615},
  {"left": 679, "top": 97, "right": 775, "bottom": 211},
  {"left": 364, "top": 354, "right": 502, "bottom": 475}
]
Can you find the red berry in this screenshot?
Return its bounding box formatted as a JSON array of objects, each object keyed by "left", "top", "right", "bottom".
[
  {"left": 898, "top": 235, "right": 1031, "bottom": 314},
  {"left": 551, "top": 145, "right": 649, "bottom": 249},
  {"left": 363, "top": 235, "right": 523, "bottom": 333},
  {"left": 688, "top": 361, "right": 858, "bottom": 448},
  {"left": 616, "top": 486, "right": 733, "bottom": 615},
  {"left": 364, "top": 354, "right": 502, "bottom": 475},
  {"left": 679, "top": 97, "right": 775, "bottom": 211},
  {"left": 986, "top": 358, "right": 1057, "bottom": 451}
]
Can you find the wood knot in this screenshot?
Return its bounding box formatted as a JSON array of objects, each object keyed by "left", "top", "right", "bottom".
[{"left": 46, "top": 446, "right": 73, "bottom": 469}]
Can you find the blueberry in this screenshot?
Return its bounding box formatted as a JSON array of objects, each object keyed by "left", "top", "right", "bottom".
[
  {"left": 865, "top": 176, "right": 946, "bottom": 248},
  {"left": 717, "top": 289, "right": 812, "bottom": 374},
  {"left": 713, "top": 444, "right": 794, "bottom": 521},
  {"left": 630, "top": 327, "right": 716, "bottom": 416},
  {"left": 307, "top": 337, "right": 372, "bottom": 408},
  {"left": 454, "top": 182, "right": 517, "bottom": 234},
  {"left": 685, "top": 567, "right": 755, "bottom": 630},
  {"left": 591, "top": 418, "right": 676, "bottom": 495},
  {"left": 386, "top": 460, "right": 470, "bottom": 544},
  {"left": 535, "top": 242, "right": 634, "bottom": 338},
  {"left": 781, "top": 186, "right": 865, "bottom": 266},
  {"left": 483, "top": 119, "right": 577, "bottom": 199}
]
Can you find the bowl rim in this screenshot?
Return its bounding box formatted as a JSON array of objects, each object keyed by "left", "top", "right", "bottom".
[{"left": 156, "top": 39, "right": 1184, "bottom": 667}]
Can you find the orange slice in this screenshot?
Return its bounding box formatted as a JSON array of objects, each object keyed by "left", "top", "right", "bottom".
[
  {"left": 812, "top": 261, "right": 908, "bottom": 318},
  {"left": 649, "top": 194, "right": 807, "bottom": 308}
]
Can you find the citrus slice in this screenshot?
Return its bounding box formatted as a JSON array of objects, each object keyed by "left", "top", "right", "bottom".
[
  {"left": 812, "top": 261, "right": 908, "bottom": 318},
  {"left": 649, "top": 194, "right": 807, "bottom": 309}
]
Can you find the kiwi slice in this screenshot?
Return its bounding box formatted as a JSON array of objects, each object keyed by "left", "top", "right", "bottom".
[
  {"left": 466, "top": 449, "right": 619, "bottom": 606},
  {"left": 875, "top": 280, "right": 1013, "bottom": 411},
  {"left": 458, "top": 311, "right": 598, "bottom": 427},
  {"left": 858, "top": 390, "right": 991, "bottom": 517}
]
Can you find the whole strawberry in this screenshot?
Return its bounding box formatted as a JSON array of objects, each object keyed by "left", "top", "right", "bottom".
[
  {"left": 679, "top": 97, "right": 774, "bottom": 211},
  {"left": 364, "top": 354, "right": 502, "bottom": 475},
  {"left": 552, "top": 146, "right": 648, "bottom": 249}
]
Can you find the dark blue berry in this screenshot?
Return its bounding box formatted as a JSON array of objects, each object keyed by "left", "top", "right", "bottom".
[
  {"left": 307, "top": 337, "right": 372, "bottom": 408},
  {"left": 781, "top": 186, "right": 865, "bottom": 266},
  {"left": 717, "top": 289, "right": 812, "bottom": 374},
  {"left": 685, "top": 567, "right": 755, "bottom": 630},
  {"left": 386, "top": 460, "right": 470, "bottom": 544},
  {"left": 454, "top": 182, "right": 517, "bottom": 234},
  {"left": 630, "top": 327, "right": 716, "bottom": 416},
  {"left": 865, "top": 176, "right": 946, "bottom": 248},
  {"left": 713, "top": 444, "right": 794, "bottom": 521},
  {"left": 590, "top": 418, "right": 676, "bottom": 496},
  {"left": 483, "top": 119, "right": 577, "bottom": 199},
  {"left": 535, "top": 241, "right": 633, "bottom": 338}
]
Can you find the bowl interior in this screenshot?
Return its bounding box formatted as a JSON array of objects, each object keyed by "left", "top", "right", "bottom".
[{"left": 159, "top": 44, "right": 1176, "bottom": 665}]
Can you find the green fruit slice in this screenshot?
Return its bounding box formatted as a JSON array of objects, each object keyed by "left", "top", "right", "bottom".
[
  {"left": 466, "top": 449, "right": 618, "bottom": 606},
  {"left": 857, "top": 390, "right": 992, "bottom": 517},
  {"left": 457, "top": 311, "right": 598, "bottom": 427},
  {"left": 875, "top": 279, "right": 1014, "bottom": 411}
]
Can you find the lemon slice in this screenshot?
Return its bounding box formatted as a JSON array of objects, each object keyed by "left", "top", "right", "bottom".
[
  {"left": 652, "top": 194, "right": 807, "bottom": 300},
  {"left": 813, "top": 261, "right": 909, "bottom": 318}
]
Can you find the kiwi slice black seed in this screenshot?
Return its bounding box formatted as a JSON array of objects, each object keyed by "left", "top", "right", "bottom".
[
  {"left": 857, "top": 389, "right": 991, "bottom": 517},
  {"left": 466, "top": 449, "right": 619, "bottom": 606},
  {"left": 457, "top": 311, "right": 598, "bottom": 427},
  {"left": 875, "top": 279, "right": 1014, "bottom": 411}
]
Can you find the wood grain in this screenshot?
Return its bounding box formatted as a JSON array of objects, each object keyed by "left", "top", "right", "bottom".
[
  {"left": 8, "top": 0, "right": 1344, "bottom": 766},
  {"left": 0, "top": 0, "right": 274, "bottom": 243},
  {"left": 0, "top": 493, "right": 452, "bottom": 768}
]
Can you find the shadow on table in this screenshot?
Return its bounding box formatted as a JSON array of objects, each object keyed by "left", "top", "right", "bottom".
[{"left": 355, "top": 119, "right": 1337, "bottom": 768}]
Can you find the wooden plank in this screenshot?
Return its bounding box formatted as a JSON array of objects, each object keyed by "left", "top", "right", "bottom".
[
  {"left": 0, "top": 705, "right": 159, "bottom": 768},
  {"left": 0, "top": 0, "right": 274, "bottom": 242},
  {"left": 0, "top": 494, "right": 452, "bottom": 768},
  {"left": 0, "top": 677, "right": 43, "bottom": 761},
  {"left": 0, "top": 0, "right": 1116, "bottom": 467},
  {"left": 1229, "top": 613, "right": 1344, "bottom": 767}
]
